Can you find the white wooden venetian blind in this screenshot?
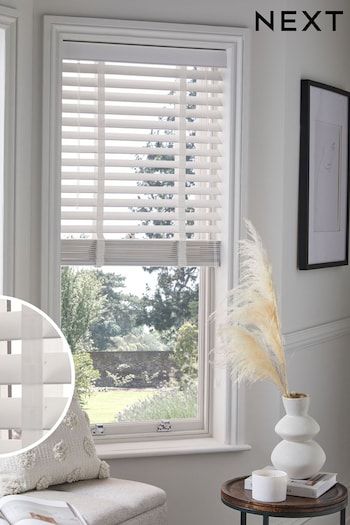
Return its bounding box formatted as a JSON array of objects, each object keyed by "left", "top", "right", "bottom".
[
  {"left": 0, "top": 301, "right": 73, "bottom": 454},
  {"left": 60, "top": 42, "right": 225, "bottom": 267}
]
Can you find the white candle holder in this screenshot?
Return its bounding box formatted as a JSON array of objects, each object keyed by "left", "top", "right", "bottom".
[{"left": 252, "top": 469, "right": 288, "bottom": 502}]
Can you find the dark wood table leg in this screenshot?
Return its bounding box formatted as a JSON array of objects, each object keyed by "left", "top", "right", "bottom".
[
  {"left": 340, "top": 509, "right": 346, "bottom": 525},
  {"left": 240, "top": 512, "right": 246, "bottom": 525},
  {"left": 263, "top": 515, "right": 269, "bottom": 525}
]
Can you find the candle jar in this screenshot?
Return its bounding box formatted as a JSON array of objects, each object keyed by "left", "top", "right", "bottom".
[{"left": 252, "top": 469, "right": 288, "bottom": 502}]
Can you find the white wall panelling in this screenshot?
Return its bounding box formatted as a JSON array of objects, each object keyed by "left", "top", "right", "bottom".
[{"left": 284, "top": 317, "right": 350, "bottom": 352}]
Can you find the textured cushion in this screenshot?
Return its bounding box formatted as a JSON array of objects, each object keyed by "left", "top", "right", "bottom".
[
  {"left": 26, "top": 478, "right": 168, "bottom": 525},
  {"left": 0, "top": 399, "right": 109, "bottom": 496}
]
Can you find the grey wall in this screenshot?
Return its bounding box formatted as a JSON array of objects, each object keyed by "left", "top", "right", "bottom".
[
  {"left": 281, "top": 0, "right": 350, "bottom": 330},
  {"left": 2, "top": 0, "right": 350, "bottom": 524}
]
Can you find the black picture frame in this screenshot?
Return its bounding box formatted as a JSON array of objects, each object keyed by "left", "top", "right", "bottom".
[{"left": 298, "top": 79, "right": 350, "bottom": 270}]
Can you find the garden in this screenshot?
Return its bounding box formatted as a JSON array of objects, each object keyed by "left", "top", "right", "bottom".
[{"left": 61, "top": 266, "right": 200, "bottom": 424}]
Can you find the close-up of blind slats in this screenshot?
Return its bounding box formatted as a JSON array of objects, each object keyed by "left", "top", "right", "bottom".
[
  {"left": 0, "top": 301, "right": 73, "bottom": 454},
  {"left": 61, "top": 42, "right": 225, "bottom": 267}
]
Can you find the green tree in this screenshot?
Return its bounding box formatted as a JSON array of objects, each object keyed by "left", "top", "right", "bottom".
[
  {"left": 89, "top": 271, "right": 142, "bottom": 351},
  {"left": 173, "top": 322, "right": 198, "bottom": 389},
  {"left": 73, "top": 351, "right": 100, "bottom": 405},
  {"left": 61, "top": 267, "right": 104, "bottom": 403},
  {"left": 61, "top": 266, "right": 104, "bottom": 352},
  {"left": 139, "top": 267, "right": 199, "bottom": 332}
]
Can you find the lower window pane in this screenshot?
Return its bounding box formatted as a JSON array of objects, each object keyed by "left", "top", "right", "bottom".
[{"left": 61, "top": 265, "right": 200, "bottom": 425}]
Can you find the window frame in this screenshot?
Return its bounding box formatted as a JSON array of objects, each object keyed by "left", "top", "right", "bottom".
[
  {"left": 42, "top": 16, "right": 250, "bottom": 449},
  {"left": 0, "top": 7, "right": 17, "bottom": 297},
  {"left": 66, "top": 265, "right": 211, "bottom": 439}
]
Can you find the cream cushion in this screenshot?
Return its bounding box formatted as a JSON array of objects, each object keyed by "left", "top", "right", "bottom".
[
  {"left": 27, "top": 478, "right": 168, "bottom": 525},
  {"left": 0, "top": 399, "right": 109, "bottom": 496}
]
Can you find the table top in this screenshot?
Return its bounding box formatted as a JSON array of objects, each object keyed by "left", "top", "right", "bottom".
[{"left": 221, "top": 477, "right": 348, "bottom": 518}]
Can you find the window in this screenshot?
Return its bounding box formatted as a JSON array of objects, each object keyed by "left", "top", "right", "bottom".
[{"left": 43, "top": 18, "right": 248, "bottom": 448}]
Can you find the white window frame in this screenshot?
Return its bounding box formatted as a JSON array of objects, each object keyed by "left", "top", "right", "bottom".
[
  {"left": 42, "top": 16, "right": 250, "bottom": 455},
  {"left": 0, "top": 7, "right": 16, "bottom": 297}
]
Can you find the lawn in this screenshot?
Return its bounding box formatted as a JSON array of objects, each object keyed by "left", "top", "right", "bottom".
[{"left": 85, "top": 388, "right": 158, "bottom": 423}]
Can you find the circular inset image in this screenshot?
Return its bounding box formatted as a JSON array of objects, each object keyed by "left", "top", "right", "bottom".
[{"left": 0, "top": 296, "right": 74, "bottom": 456}]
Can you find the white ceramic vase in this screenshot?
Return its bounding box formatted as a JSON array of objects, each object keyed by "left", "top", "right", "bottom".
[{"left": 271, "top": 394, "right": 326, "bottom": 479}]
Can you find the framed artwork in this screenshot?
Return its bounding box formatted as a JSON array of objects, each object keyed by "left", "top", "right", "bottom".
[{"left": 298, "top": 79, "right": 350, "bottom": 269}]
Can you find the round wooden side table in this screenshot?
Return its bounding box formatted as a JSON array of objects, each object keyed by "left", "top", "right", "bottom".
[{"left": 221, "top": 477, "right": 348, "bottom": 525}]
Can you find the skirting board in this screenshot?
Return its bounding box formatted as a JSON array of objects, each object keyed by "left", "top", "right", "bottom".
[{"left": 283, "top": 317, "right": 350, "bottom": 352}]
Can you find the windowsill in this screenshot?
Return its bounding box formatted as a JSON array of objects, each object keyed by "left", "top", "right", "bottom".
[{"left": 96, "top": 437, "right": 251, "bottom": 459}]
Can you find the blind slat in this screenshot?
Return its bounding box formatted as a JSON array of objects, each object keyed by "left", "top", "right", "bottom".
[
  {"left": 61, "top": 159, "right": 221, "bottom": 170},
  {"left": 62, "top": 224, "right": 220, "bottom": 234},
  {"left": 0, "top": 353, "right": 72, "bottom": 385},
  {"left": 63, "top": 62, "right": 223, "bottom": 80},
  {"left": 62, "top": 145, "right": 222, "bottom": 158},
  {"left": 0, "top": 398, "right": 69, "bottom": 430},
  {"left": 0, "top": 440, "right": 23, "bottom": 453},
  {"left": 62, "top": 131, "right": 222, "bottom": 144},
  {"left": 61, "top": 197, "right": 221, "bottom": 208},
  {"left": 61, "top": 172, "right": 221, "bottom": 183},
  {"left": 61, "top": 184, "right": 220, "bottom": 195},
  {"left": 62, "top": 211, "right": 220, "bottom": 221},
  {"left": 62, "top": 103, "right": 222, "bottom": 120},
  {"left": 61, "top": 117, "right": 222, "bottom": 132},
  {"left": 62, "top": 77, "right": 224, "bottom": 93},
  {"left": 63, "top": 90, "right": 223, "bottom": 106},
  {"left": 0, "top": 311, "right": 58, "bottom": 341}
]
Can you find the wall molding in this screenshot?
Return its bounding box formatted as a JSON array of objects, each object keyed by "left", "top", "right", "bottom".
[{"left": 283, "top": 317, "right": 350, "bottom": 352}]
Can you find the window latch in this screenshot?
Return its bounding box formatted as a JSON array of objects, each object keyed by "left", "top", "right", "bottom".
[
  {"left": 91, "top": 424, "right": 105, "bottom": 436},
  {"left": 157, "top": 420, "right": 172, "bottom": 432}
]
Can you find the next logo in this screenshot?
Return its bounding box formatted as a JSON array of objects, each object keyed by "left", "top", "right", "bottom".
[{"left": 255, "top": 11, "right": 343, "bottom": 32}]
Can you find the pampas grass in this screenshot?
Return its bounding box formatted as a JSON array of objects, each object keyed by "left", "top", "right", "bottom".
[{"left": 219, "top": 220, "right": 289, "bottom": 397}]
